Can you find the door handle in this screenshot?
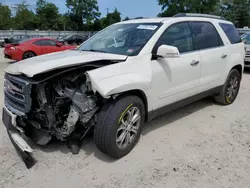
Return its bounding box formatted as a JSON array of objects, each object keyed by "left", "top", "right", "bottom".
[
  {"left": 221, "top": 54, "right": 227, "bottom": 59},
  {"left": 190, "top": 60, "right": 200, "bottom": 66}
]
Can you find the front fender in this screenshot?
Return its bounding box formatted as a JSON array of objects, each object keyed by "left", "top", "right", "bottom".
[{"left": 87, "top": 73, "right": 151, "bottom": 98}]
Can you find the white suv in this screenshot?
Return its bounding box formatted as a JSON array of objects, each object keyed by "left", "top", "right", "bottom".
[
  {"left": 241, "top": 32, "right": 250, "bottom": 68},
  {"left": 2, "top": 13, "right": 245, "bottom": 167}
]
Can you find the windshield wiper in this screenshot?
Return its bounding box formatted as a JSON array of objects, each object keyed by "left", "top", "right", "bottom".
[{"left": 81, "top": 49, "right": 107, "bottom": 53}]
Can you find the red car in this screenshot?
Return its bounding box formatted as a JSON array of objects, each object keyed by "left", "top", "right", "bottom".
[{"left": 4, "top": 38, "right": 76, "bottom": 61}]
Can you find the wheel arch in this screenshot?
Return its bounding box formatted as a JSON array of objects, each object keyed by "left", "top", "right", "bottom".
[
  {"left": 115, "top": 89, "right": 149, "bottom": 121},
  {"left": 231, "top": 64, "right": 243, "bottom": 78}
]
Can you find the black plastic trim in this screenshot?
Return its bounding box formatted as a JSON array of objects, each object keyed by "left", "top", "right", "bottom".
[{"left": 147, "top": 86, "right": 222, "bottom": 121}]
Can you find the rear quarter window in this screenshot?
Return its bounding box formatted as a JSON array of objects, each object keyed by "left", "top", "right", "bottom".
[{"left": 219, "top": 23, "right": 241, "bottom": 44}]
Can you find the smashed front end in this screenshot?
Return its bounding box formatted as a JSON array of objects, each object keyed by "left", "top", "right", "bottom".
[{"left": 3, "top": 66, "right": 104, "bottom": 168}]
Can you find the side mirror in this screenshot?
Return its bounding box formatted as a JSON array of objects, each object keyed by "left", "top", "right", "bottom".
[
  {"left": 156, "top": 45, "right": 180, "bottom": 58},
  {"left": 56, "top": 42, "right": 63, "bottom": 47}
]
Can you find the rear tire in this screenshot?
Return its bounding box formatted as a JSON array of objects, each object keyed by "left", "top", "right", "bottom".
[
  {"left": 94, "top": 95, "right": 145, "bottom": 159},
  {"left": 214, "top": 69, "right": 241, "bottom": 105},
  {"left": 22, "top": 51, "right": 36, "bottom": 60}
]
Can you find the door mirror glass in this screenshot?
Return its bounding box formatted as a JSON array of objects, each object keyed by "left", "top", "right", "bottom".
[{"left": 156, "top": 45, "right": 180, "bottom": 58}]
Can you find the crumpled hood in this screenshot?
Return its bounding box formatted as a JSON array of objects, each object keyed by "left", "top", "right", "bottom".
[{"left": 5, "top": 50, "right": 127, "bottom": 77}]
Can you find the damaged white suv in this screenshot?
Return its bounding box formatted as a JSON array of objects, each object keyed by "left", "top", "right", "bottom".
[{"left": 2, "top": 13, "right": 245, "bottom": 167}]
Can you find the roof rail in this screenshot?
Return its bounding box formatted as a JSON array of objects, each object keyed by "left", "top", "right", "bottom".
[
  {"left": 173, "top": 13, "right": 226, "bottom": 20},
  {"left": 134, "top": 17, "right": 144, "bottom": 19}
]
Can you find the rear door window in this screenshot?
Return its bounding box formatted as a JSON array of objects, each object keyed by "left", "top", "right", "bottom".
[
  {"left": 219, "top": 23, "right": 242, "bottom": 44},
  {"left": 190, "top": 22, "right": 223, "bottom": 50}
]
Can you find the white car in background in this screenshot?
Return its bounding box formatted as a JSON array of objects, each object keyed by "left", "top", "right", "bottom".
[
  {"left": 241, "top": 32, "right": 250, "bottom": 68},
  {"left": 2, "top": 13, "right": 245, "bottom": 168},
  {"left": 0, "top": 39, "right": 5, "bottom": 47}
]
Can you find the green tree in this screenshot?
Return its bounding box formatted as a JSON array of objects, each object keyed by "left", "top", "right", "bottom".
[
  {"left": 123, "top": 16, "right": 130, "bottom": 21},
  {"left": 89, "top": 19, "right": 102, "bottom": 31},
  {"left": 158, "top": 0, "right": 220, "bottom": 17},
  {"left": 60, "top": 13, "right": 72, "bottom": 31},
  {"left": 100, "top": 8, "right": 121, "bottom": 29},
  {"left": 0, "top": 3, "right": 12, "bottom": 30},
  {"left": 213, "top": 1, "right": 234, "bottom": 21},
  {"left": 217, "top": 0, "right": 250, "bottom": 27},
  {"left": 13, "top": 1, "right": 37, "bottom": 29},
  {"left": 66, "top": 0, "right": 101, "bottom": 30},
  {"left": 36, "top": 0, "right": 62, "bottom": 30}
]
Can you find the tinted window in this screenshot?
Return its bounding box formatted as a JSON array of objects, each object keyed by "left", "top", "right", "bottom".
[
  {"left": 20, "top": 35, "right": 28, "bottom": 39},
  {"left": 69, "top": 35, "right": 76, "bottom": 40},
  {"left": 190, "top": 22, "right": 223, "bottom": 50},
  {"left": 78, "top": 36, "right": 85, "bottom": 39},
  {"left": 155, "top": 22, "right": 193, "bottom": 53},
  {"left": 34, "top": 39, "right": 56, "bottom": 46},
  {"left": 33, "top": 40, "right": 43, "bottom": 46},
  {"left": 18, "top": 38, "right": 32, "bottom": 44},
  {"left": 219, "top": 23, "right": 241, "bottom": 44},
  {"left": 11, "top": 36, "right": 19, "bottom": 40}
]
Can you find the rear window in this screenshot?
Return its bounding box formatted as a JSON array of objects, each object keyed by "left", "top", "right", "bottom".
[
  {"left": 219, "top": 23, "right": 241, "bottom": 44},
  {"left": 17, "top": 38, "right": 32, "bottom": 44}
]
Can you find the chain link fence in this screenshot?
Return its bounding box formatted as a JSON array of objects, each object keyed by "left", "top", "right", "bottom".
[
  {"left": 0, "top": 28, "right": 247, "bottom": 40},
  {"left": 0, "top": 30, "right": 98, "bottom": 40}
]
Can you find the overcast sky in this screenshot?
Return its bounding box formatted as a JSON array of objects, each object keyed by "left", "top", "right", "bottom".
[{"left": 4, "top": 0, "right": 162, "bottom": 18}]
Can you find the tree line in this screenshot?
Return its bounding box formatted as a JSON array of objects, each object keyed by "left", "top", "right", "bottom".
[
  {"left": 0, "top": 0, "right": 122, "bottom": 31},
  {"left": 0, "top": 0, "right": 249, "bottom": 31},
  {"left": 158, "top": 0, "right": 250, "bottom": 28}
]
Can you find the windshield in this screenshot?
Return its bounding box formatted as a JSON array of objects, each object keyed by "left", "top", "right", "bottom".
[
  {"left": 9, "top": 35, "right": 19, "bottom": 40},
  {"left": 77, "top": 23, "right": 162, "bottom": 56},
  {"left": 63, "top": 35, "right": 73, "bottom": 40},
  {"left": 58, "top": 36, "right": 67, "bottom": 39},
  {"left": 18, "top": 38, "right": 32, "bottom": 44},
  {"left": 241, "top": 33, "right": 250, "bottom": 44}
]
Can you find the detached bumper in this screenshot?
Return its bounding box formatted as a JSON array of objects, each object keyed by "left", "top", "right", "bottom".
[{"left": 2, "top": 106, "right": 36, "bottom": 168}]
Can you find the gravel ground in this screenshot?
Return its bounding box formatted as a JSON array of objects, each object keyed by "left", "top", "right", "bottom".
[{"left": 1, "top": 48, "right": 250, "bottom": 188}]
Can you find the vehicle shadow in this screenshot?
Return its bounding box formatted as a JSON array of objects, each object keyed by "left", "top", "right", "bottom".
[
  {"left": 142, "top": 97, "right": 214, "bottom": 136},
  {"left": 6, "top": 60, "right": 16, "bottom": 64},
  {"left": 36, "top": 97, "right": 215, "bottom": 163}
]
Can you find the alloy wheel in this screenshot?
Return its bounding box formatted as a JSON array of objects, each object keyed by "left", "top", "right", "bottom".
[{"left": 116, "top": 107, "right": 141, "bottom": 149}]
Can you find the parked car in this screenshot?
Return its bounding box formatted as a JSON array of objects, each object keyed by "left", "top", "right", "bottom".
[
  {"left": 0, "top": 39, "right": 5, "bottom": 47},
  {"left": 241, "top": 32, "right": 250, "bottom": 68},
  {"left": 58, "top": 35, "right": 88, "bottom": 45},
  {"left": 57, "top": 35, "right": 67, "bottom": 40},
  {"left": 2, "top": 13, "right": 244, "bottom": 168},
  {"left": 4, "top": 35, "right": 30, "bottom": 46},
  {"left": 4, "top": 37, "right": 75, "bottom": 61}
]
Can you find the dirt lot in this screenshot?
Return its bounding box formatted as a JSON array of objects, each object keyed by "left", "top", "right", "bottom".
[{"left": 1, "top": 48, "right": 250, "bottom": 188}]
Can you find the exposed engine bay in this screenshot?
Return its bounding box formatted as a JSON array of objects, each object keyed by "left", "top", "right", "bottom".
[
  {"left": 7, "top": 64, "right": 108, "bottom": 154},
  {"left": 34, "top": 74, "right": 97, "bottom": 136},
  {"left": 3, "top": 58, "right": 126, "bottom": 168}
]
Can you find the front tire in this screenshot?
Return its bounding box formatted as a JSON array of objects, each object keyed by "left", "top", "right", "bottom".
[
  {"left": 214, "top": 69, "right": 241, "bottom": 105},
  {"left": 94, "top": 95, "right": 145, "bottom": 159}
]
